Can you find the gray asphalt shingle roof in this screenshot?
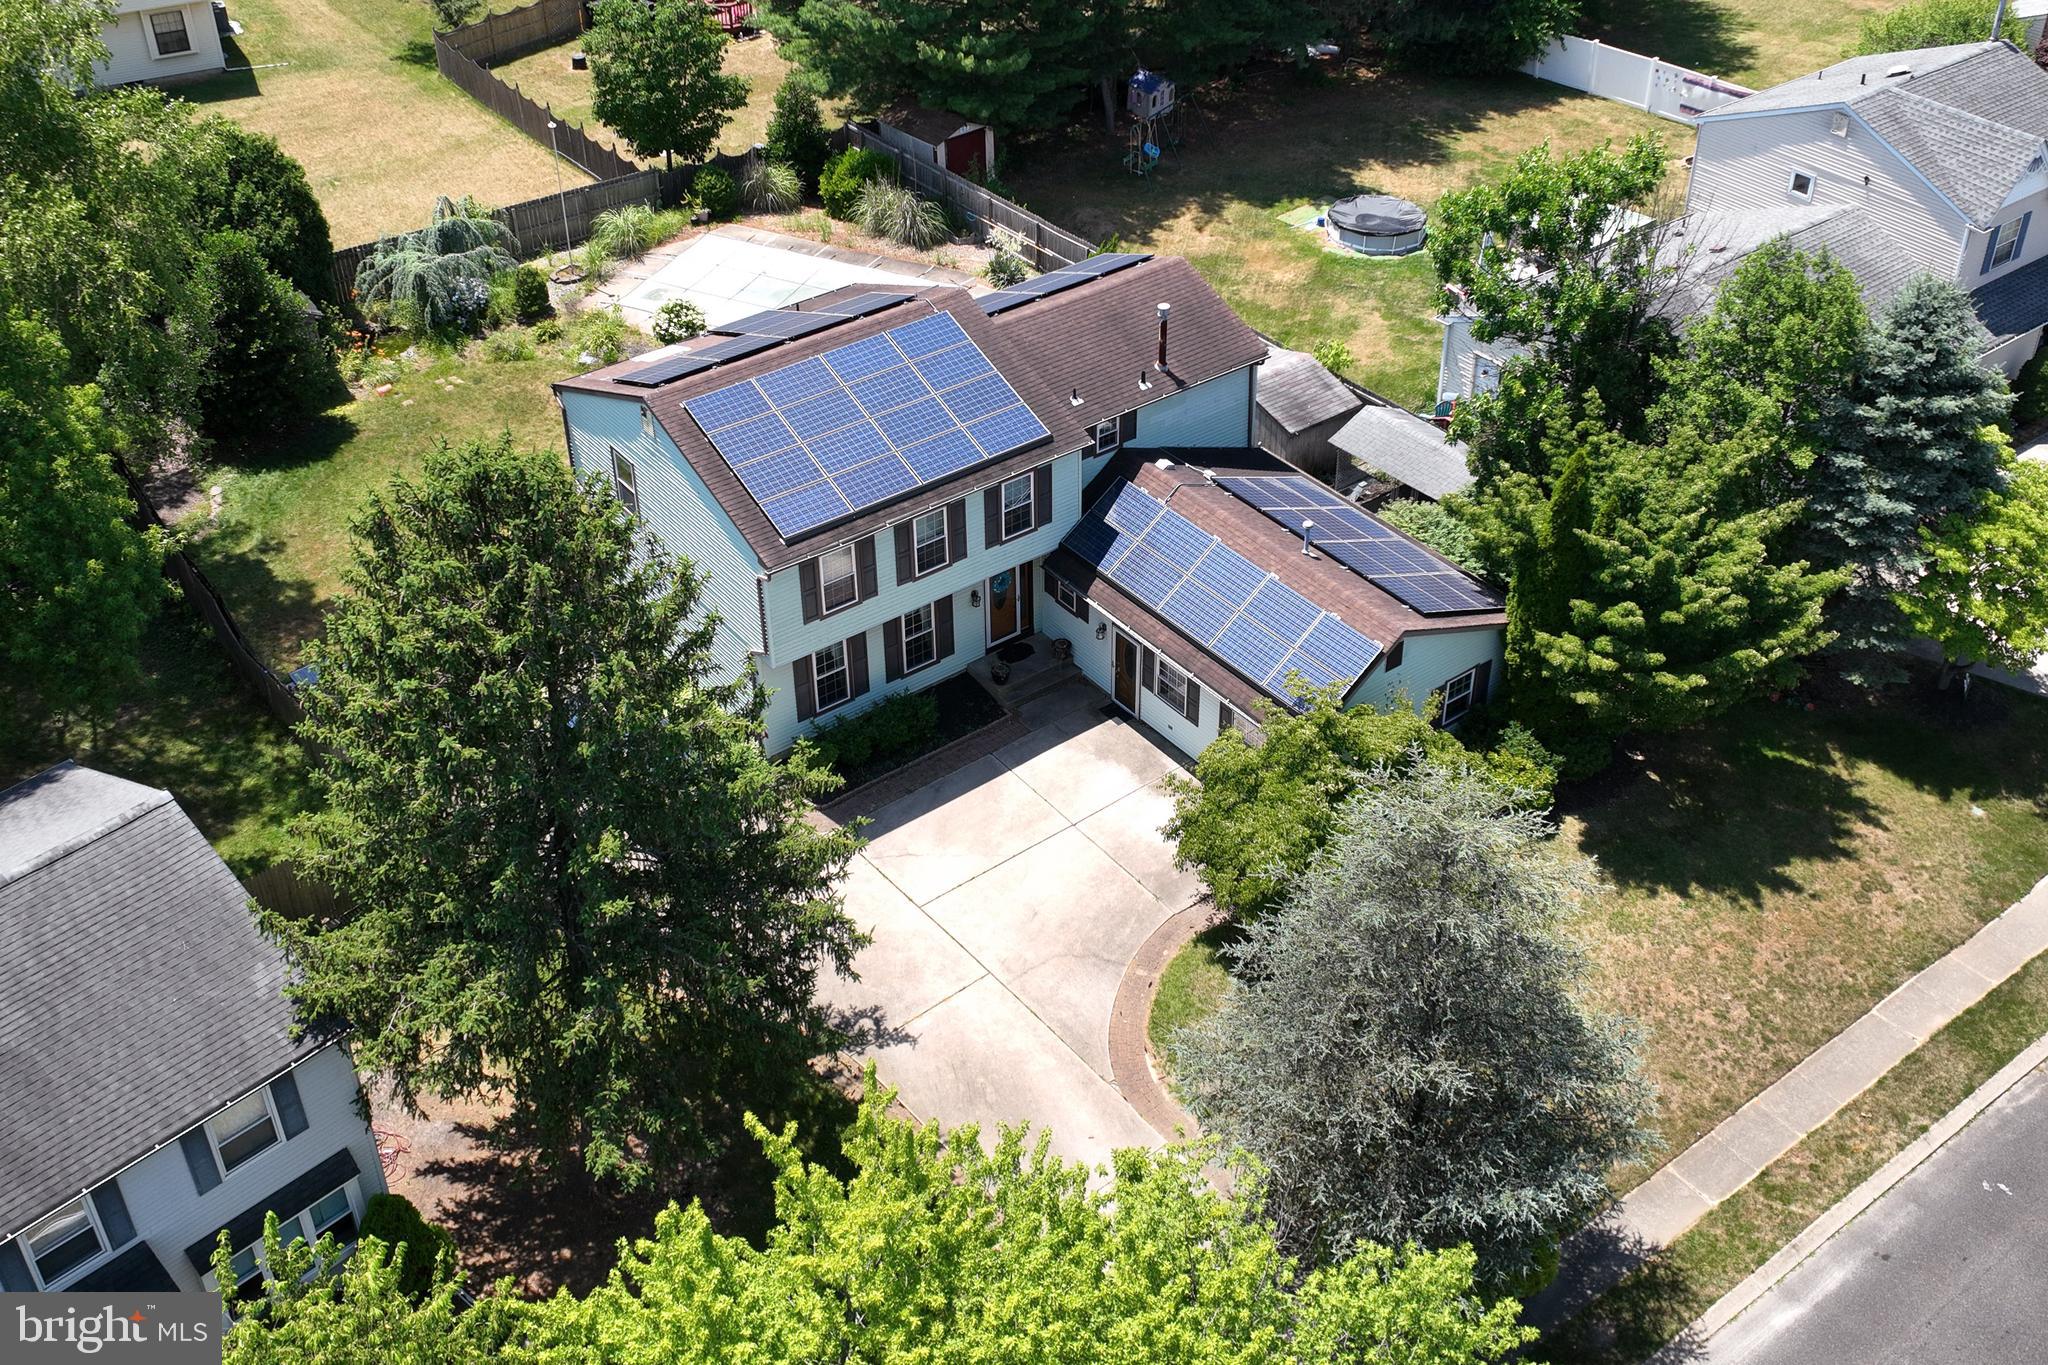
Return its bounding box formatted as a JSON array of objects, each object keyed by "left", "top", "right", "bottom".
[
  {"left": 1256, "top": 345, "right": 1363, "bottom": 434},
  {"left": 1701, "top": 42, "right": 2048, "bottom": 228},
  {"left": 0, "top": 763, "right": 315, "bottom": 1238}
]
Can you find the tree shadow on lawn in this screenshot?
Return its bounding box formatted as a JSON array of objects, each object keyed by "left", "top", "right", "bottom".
[
  {"left": 1559, "top": 700, "right": 1879, "bottom": 907},
  {"left": 1533, "top": 1245, "right": 1712, "bottom": 1365},
  {"left": 393, "top": 38, "right": 435, "bottom": 72},
  {"left": 184, "top": 525, "right": 325, "bottom": 675},
  {"left": 183, "top": 34, "right": 263, "bottom": 103},
  {"left": 1817, "top": 673, "right": 2048, "bottom": 814},
  {"left": 1583, "top": 0, "right": 1761, "bottom": 82},
  {"left": 1009, "top": 62, "right": 1667, "bottom": 244}
]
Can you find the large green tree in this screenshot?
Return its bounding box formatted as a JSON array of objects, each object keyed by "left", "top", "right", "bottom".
[
  {"left": 1898, "top": 458, "right": 2048, "bottom": 687},
  {"left": 189, "top": 117, "right": 339, "bottom": 304},
  {"left": 224, "top": 1077, "right": 1536, "bottom": 1363},
  {"left": 1431, "top": 134, "right": 1672, "bottom": 486},
  {"left": 586, "top": 0, "right": 749, "bottom": 170},
  {"left": 1810, "top": 276, "right": 2012, "bottom": 673},
  {"left": 276, "top": 438, "right": 861, "bottom": 1187},
  {"left": 192, "top": 230, "right": 341, "bottom": 444},
  {"left": 0, "top": 313, "right": 166, "bottom": 728},
  {"left": 1175, "top": 759, "right": 1657, "bottom": 1285},
  {"left": 1338, "top": 0, "right": 1581, "bottom": 70}
]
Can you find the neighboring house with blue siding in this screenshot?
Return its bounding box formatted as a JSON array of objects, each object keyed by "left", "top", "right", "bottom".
[
  {"left": 0, "top": 763, "right": 386, "bottom": 1298},
  {"left": 1440, "top": 40, "right": 2048, "bottom": 408},
  {"left": 556, "top": 254, "right": 1505, "bottom": 761}
]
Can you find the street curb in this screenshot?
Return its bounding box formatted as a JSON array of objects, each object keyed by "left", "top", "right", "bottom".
[{"left": 1655, "top": 1030, "right": 2048, "bottom": 1361}]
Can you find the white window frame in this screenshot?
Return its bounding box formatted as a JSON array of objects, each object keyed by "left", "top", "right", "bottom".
[
  {"left": 1786, "top": 170, "right": 1816, "bottom": 201},
  {"left": 204, "top": 1180, "right": 360, "bottom": 1297},
  {"left": 812, "top": 640, "right": 852, "bottom": 712},
  {"left": 819, "top": 544, "right": 859, "bottom": 615},
  {"left": 1092, "top": 418, "right": 1123, "bottom": 456},
  {"left": 1992, "top": 219, "right": 2024, "bottom": 268},
  {"left": 208, "top": 1086, "right": 282, "bottom": 1176},
  {"left": 912, "top": 508, "right": 949, "bottom": 576},
  {"left": 1436, "top": 667, "right": 1479, "bottom": 727},
  {"left": 999, "top": 474, "right": 1035, "bottom": 541},
  {"left": 22, "top": 1199, "right": 108, "bottom": 1289},
  {"left": 145, "top": 7, "right": 194, "bottom": 59},
  {"left": 609, "top": 447, "right": 640, "bottom": 517},
  {"left": 1051, "top": 575, "right": 1083, "bottom": 615},
  {"left": 1154, "top": 658, "right": 1191, "bottom": 718},
  {"left": 901, "top": 603, "right": 938, "bottom": 673}
]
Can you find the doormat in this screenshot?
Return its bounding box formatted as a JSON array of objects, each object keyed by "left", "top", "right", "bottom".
[
  {"left": 1101, "top": 703, "right": 1124, "bottom": 721},
  {"left": 997, "top": 640, "right": 1035, "bottom": 664}
]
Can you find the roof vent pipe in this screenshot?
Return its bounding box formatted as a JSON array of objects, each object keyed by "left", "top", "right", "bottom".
[
  {"left": 1156, "top": 301, "right": 1171, "bottom": 370},
  {"left": 1301, "top": 518, "right": 1316, "bottom": 556},
  {"left": 1070, "top": 387, "right": 1083, "bottom": 407}
]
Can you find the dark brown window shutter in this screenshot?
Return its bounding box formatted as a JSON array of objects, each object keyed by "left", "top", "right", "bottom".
[
  {"left": 847, "top": 632, "right": 870, "bottom": 698},
  {"left": 935, "top": 595, "right": 955, "bottom": 658},
  {"left": 793, "top": 654, "right": 817, "bottom": 721},
  {"left": 894, "top": 522, "right": 915, "bottom": 583},
  {"left": 882, "top": 616, "right": 904, "bottom": 682},
  {"left": 1019, "top": 561, "right": 1034, "bottom": 632},
  {"left": 1032, "top": 464, "right": 1053, "bottom": 530},
  {"left": 946, "top": 499, "right": 966, "bottom": 567},
  {"left": 855, "top": 536, "right": 878, "bottom": 601},
  {"left": 983, "top": 486, "right": 1001, "bottom": 546},
  {"left": 798, "top": 560, "right": 822, "bottom": 624},
  {"left": 1472, "top": 658, "right": 1492, "bottom": 703},
  {"left": 1182, "top": 677, "right": 1202, "bottom": 723},
  {"left": 1117, "top": 410, "right": 1137, "bottom": 444},
  {"left": 1140, "top": 647, "right": 1155, "bottom": 693}
]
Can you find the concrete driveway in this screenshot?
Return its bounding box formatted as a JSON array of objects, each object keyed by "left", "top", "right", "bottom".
[{"left": 819, "top": 678, "right": 1203, "bottom": 1166}]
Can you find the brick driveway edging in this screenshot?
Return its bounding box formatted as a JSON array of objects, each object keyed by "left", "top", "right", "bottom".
[{"left": 1109, "top": 898, "right": 1228, "bottom": 1144}]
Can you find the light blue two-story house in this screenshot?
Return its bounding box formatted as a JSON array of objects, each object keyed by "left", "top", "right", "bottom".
[{"left": 555, "top": 254, "right": 1506, "bottom": 760}]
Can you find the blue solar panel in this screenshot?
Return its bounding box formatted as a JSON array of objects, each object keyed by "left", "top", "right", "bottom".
[
  {"left": 615, "top": 352, "right": 717, "bottom": 387},
  {"left": 1146, "top": 519, "right": 1212, "bottom": 573},
  {"left": 815, "top": 291, "right": 914, "bottom": 318},
  {"left": 1270, "top": 649, "right": 1347, "bottom": 693},
  {"left": 714, "top": 310, "right": 844, "bottom": 340},
  {"left": 1191, "top": 544, "right": 1268, "bottom": 605},
  {"left": 975, "top": 253, "right": 1154, "bottom": 315},
  {"left": 687, "top": 309, "right": 1048, "bottom": 538},
  {"left": 1300, "top": 615, "right": 1382, "bottom": 678},
  {"left": 1162, "top": 581, "right": 1236, "bottom": 643},
  {"left": 1064, "top": 512, "right": 1120, "bottom": 567},
  {"left": 1215, "top": 473, "right": 1500, "bottom": 617},
  {"left": 1104, "top": 485, "right": 1165, "bottom": 534},
  {"left": 1246, "top": 579, "right": 1320, "bottom": 645},
  {"left": 690, "top": 334, "right": 782, "bottom": 364},
  {"left": 1213, "top": 616, "right": 1291, "bottom": 684},
  {"left": 1116, "top": 544, "right": 1186, "bottom": 605}
]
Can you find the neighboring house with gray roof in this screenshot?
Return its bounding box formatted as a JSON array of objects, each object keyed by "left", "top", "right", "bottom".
[
  {"left": 1439, "top": 40, "right": 2048, "bottom": 408},
  {"left": 0, "top": 762, "right": 385, "bottom": 1298}
]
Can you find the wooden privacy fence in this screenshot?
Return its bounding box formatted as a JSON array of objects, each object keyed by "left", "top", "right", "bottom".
[
  {"left": 245, "top": 863, "right": 350, "bottom": 923},
  {"left": 842, "top": 124, "right": 1095, "bottom": 272},
  {"left": 439, "top": 0, "right": 584, "bottom": 66},
  {"left": 434, "top": 24, "right": 639, "bottom": 181}
]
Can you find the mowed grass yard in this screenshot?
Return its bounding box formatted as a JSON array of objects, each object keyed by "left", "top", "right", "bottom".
[
  {"left": 189, "top": 348, "right": 575, "bottom": 670},
  {"left": 1593, "top": 0, "right": 1904, "bottom": 89},
  {"left": 1006, "top": 67, "right": 1680, "bottom": 409},
  {"left": 492, "top": 30, "right": 820, "bottom": 161},
  {"left": 183, "top": 0, "right": 590, "bottom": 245},
  {"left": 1149, "top": 680, "right": 2048, "bottom": 1192}
]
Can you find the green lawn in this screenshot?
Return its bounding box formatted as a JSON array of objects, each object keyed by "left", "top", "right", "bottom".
[
  {"left": 189, "top": 345, "right": 576, "bottom": 670},
  {"left": 491, "top": 30, "right": 821, "bottom": 161},
  {"left": 1538, "top": 948, "right": 2048, "bottom": 1363},
  {"left": 1147, "top": 923, "right": 1242, "bottom": 1065},
  {"left": 182, "top": 0, "right": 591, "bottom": 245},
  {"left": 1591, "top": 0, "right": 1906, "bottom": 89},
  {"left": 1005, "top": 65, "right": 1678, "bottom": 409},
  {"left": 1, "top": 609, "right": 311, "bottom": 877},
  {"left": 1149, "top": 678, "right": 2048, "bottom": 1194}
]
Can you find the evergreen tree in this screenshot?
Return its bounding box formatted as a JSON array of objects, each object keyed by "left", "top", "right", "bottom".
[
  {"left": 586, "top": 0, "right": 749, "bottom": 170},
  {"left": 275, "top": 438, "right": 862, "bottom": 1188},
  {"left": 1175, "top": 758, "right": 1657, "bottom": 1285},
  {"left": 0, "top": 312, "right": 166, "bottom": 729},
  {"left": 763, "top": 69, "right": 832, "bottom": 193},
  {"left": 1138, "top": 0, "right": 1314, "bottom": 81},
  {"left": 1898, "top": 457, "right": 2048, "bottom": 687},
  {"left": 1344, "top": 0, "right": 1582, "bottom": 71},
  {"left": 193, "top": 230, "right": 340, "bottom": 445},
  {"left": 1810, "top": 275, "right": 2012, "bottom": 673},
  {"left": 189, "top": 118, "right": 339, "bottom": 305}
]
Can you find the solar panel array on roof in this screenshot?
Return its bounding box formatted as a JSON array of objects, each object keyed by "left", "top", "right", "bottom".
[
  {"left": 686, "top": 311, "right": 1050, "bottom": 539},
  {"left": 978, "top": 252, "right": 1155, "bottom": 316},
  {"left": 613, "top": 352, "right": 718, "bottom": 388},
  {"left": 1065, "top": 483, "right": 1381, "bottom": 707},
  {"left": 817, "top": 291, "right": 915, "bottom": 319},
  {"left": 712, "top": 309, "right": 846, "bottom": 340},
  {"left": 1214, "top": 474, "right": 1500, "bottom": 615}
]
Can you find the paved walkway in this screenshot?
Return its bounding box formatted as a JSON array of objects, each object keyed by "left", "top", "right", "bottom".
[{"left": 1532, "top": 871, "right": 2048, "bottom": 1329}]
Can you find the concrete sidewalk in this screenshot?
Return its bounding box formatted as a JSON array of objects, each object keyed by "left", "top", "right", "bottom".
[{"left": 1531, "top": 871, "right": 2048, "bottom": 1330}]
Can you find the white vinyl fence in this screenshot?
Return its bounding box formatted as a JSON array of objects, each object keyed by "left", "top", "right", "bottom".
[{"left": 1522, "top": 36, "right": 1752, "bottom": 125}]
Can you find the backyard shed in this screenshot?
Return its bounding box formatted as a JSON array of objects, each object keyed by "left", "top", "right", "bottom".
[
  {"left": 1329, "top": 403, "right": 1473, "bottom": 501},
  {"left": 875, "top": 106, "right": 995, "bottom": 177},
  {"left": 1253, "top": 344, "right": 1364, "bottom": 481},
  {"left": 1326, "top": 194, "right": 1427, "bottom": 256}
]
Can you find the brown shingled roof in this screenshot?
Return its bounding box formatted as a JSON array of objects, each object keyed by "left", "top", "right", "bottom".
[{"left": 552, "top": 256, "right": 1267, "bottom": 572}]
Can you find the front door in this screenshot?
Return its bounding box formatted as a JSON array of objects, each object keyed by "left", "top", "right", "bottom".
[
  {"left": 987, "top": 567, "right": 1020, "bottom": 645},
  {"left": 1113, "top": 632, "right": 1139, "bottom": 712}
]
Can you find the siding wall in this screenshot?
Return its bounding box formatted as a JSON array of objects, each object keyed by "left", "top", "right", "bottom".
[
  {"left": 30, "top": 1045, "right": 386, "bottom": 1294},
  {"left": 1687, "top": 111, "right": 1968, "bottom": 279},
  {"left": 1036, "top": 583, "right": 1222, "bottom": 761},
  {"left": 1351, "top": 627, "right": 1504, "bottom": 717},
  {"left": 95, "top": 2, "right": 224, "bottom": 85},
  {"left": 1132, "top": 365, "right": 1255, "bottom": 447},
  {"left": 1981, "top": 326, "right": 2045, "bottom": 377},
  {"left": 760, "top": 583, "right": 983, "bottom": 753},
  {"left": 562, "top": 392, "right": 765, "bottom": 682},
  {"left": 1962, "top": 181, "right": 2048, "bottom": 290}
]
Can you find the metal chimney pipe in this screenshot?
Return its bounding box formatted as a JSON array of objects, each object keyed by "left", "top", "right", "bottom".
[
  {"left": 1301, "top": 518, "right": 1315, "bottom": 555},
  {"left": 1156, "top": 301, "right": 1171, "bottom": 369}
]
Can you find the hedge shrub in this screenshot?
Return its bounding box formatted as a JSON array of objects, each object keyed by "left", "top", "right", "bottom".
[
  {"left": 694, "top": 166, "right": 738, "bottom": 221},
  {"left": 805, "top": 691, "right": 939, "bottom": 776},
  {"left": 819, "top": 148, "right": 895, "bottom": 220},
  {"left": 357, "top": 1194, "right": 455, "bottom": 1302}
]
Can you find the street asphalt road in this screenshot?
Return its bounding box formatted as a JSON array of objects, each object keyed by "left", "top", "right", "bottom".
[{"left": 1700, "top": 1061, "right": 2048, "bottom": 1364}]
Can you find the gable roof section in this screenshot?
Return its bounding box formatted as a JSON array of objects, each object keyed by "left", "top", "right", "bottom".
[
  {"left": 1330, "top": 405, "right": 1473, "bottom": 500},
  {"left": 0, "top": 763, "right": 315, "bottom": 1238},
  {"left": 1256, "top": 345, "right": 1364, "bottom": 435},
  {"left": 557, "top": 257, "right": 1265, "bottom": 571},
  {"left": 1701, "top": 42, "right": 2048, "bottom": 228}
]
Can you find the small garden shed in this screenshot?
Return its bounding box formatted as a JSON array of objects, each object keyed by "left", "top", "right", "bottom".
[
  {"left": 1253, "top": 344, "right": 1363, "bottom": 481},
  {"left": 876, "top": 105, "right": 995, "bottom": 177}
]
